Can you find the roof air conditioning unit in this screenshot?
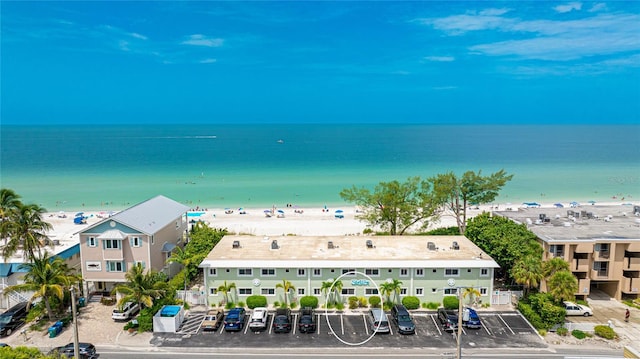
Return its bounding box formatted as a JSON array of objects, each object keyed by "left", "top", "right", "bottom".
[
  {"left": 232, "top": 240, "right": 240, "bottom": 249},
  {"left": 452, "top": 241, "right": 460, "bottom": 250},
  {"left": 271, "top": 240, "right": 279, "bottom": 250},
  {"left": 427, "top": 242, "right": 436, "bottom": 251},
  {"left": 328, "top": 241, "right": 335, "bottom": 249},
  {"left": 366, "top": 240, "right": 374, "bottom": 248}
]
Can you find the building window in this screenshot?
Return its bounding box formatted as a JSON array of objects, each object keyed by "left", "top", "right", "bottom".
[
  {"left": 480, "top": 287, "right": 488, "bottom": 296},
  {"left": 444, "top": 288, "right": 458, "bottom": 296},
  {"left": 415, "top": 288, "right": 424, "bottom": 295},
  {"left": 209, "top": 288, "right": 217, "bottom": 295},
  {"left": 480, "top": 268, "right": 489, "bottom": 277},
  {"left": 87, "top": 237, "right": 97, "bottom": 247},
  {"left": 365, "top": 268, "right": 379, "bottom": 276},
  {"left": 365, "top": 288, "right": 379, "bottom": 295},
  {"left": 238, "top": 268, "right": 253, "bottom": 276},
  {"left": 103, "top": 239, "right": 121, "bottom": 249},
  {"left": 550, "top": 244, "right": 565, "bottom": 258},
  {"left": 400, "top": 268, "right": 408, "bottom": 277},
  {"left": 415, "top": 269, "right": 424, "bottom": 277},
  {"left": 106, "top": 261, "right": 124, "bottom": 272},
  {"left": 238, "top": 288, "right": 252, "bottom": 295},
  {"left": 341, "top": 288, "right": 355, "bottom": 295},
  {"left": 400, "top": 288, "right": 408, "bottom": 295},
  {"left": 261, "top": 268, "right": 276, "bottom": 277},
  {"left": 297, "top": 269, "right": 306, "bottom": 277},
  {"left": 313, "top": 288, "right": 321, "bottom": 296},
  {"left": 313, "top": 268, "right": 322, "bottom": 277},
  {"left": 130, "top": 237, "right": 142, "bottom": 247},
  {"left": 208, "top": 268, "right": 217, "bottom": 276},
  {"left": 133, "top": 261, "right": 145, "bottom": 269},
  {"left": 595, "top": 243, "right": 610, "bottom": 258},
  {"left": 298, "top": 288, "right": 305, "bottom": 295},
  {"left": 593, "top": 261, "right": 609, "bottom": 276},
  {"left": 342, "top": 269, "right": 356, "bottom": 276},
  {"left": 445, "top": 268, "right": 459, "bottom": 277},
  {"left": 261, "top": 288, "right": 275, "bottom": 296},
  {"left": 433, "top": 269, "right": 437, "bottom": 273}
]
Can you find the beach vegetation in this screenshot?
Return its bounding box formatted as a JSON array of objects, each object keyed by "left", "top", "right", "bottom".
[
  {"left": 517, "top": 292, "right": 565, "bottom": 330},
  {"left": 462, "top": 287, "right": 481, "bottom": 306},
  {"left": 112, "top": 263, "right": 168, "bottom": 312},
  {"left": 275, "top": 279, "right": 296, "bottom": 308},
  {"left": 246, "top": 295, "right": 267, "bottom": 309},
  {"left": 594, "top": 325, "right": 617, "bottom": 340},
  {"left": 512, "top": 256, "right": 544, "bottom": 296},
  {"left": 380, "top": 278, "right": 403, "bottom": 304},
  {"left": 0, "top": 345, "right": 62, "bottom": 359},
  {"left": 217, "top": 281, "right": 237, "bottom": 306},
  {"left": 556, "top": 326, "right": 569, "bottom": 336},
  {"left": 368, "top": 296, "right": 381, "bottom": 308},
  {"left": 401, "top": 296, "right": 420, "bottom": 310},
  {"left": 1, "top": 200, "right": 53, "bottom": 262},
  {"left": 299, "top": 295, "right": 319, "bottom": 309},
  {"left": 358, "top": 296, "right": 368, "bottom": 308},
  {"left": 429, "top": 169, "right": 513, "bottom": 234},
  {"left": 425, "top": 301, "right": 440, "bottom": 310},
  {"left": 0, "top": 188, "right": 22, "bottom": 247},
  {"left": 571, "top": 329, "right": 589, "bottom": 339},
  {"left": 546, "top": 270, "right": 578, "bottom": 302},
  {"left": 348, "top": 296, "right": 359, "bottom": 309},
  {"left": 339, "top": 176, "right": 439, "bottom": 235},
  {"left": 442, "top": 295, "right": 459, "bottom": 310},
  {"left": 4, "top": 253, "right": 77, "bottom": 321},
  {"left": 422, "top": 226, "right": 460, "bottom": 235}
]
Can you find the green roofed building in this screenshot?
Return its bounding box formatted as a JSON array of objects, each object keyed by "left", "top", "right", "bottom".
[{"left": 198, "top": 235, "right": 499, "bottom": 307}]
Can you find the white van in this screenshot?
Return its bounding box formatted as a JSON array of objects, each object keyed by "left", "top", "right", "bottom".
[
  {"left": 112, "top": 301, "right": 140, "bottom": 321},
  {"left": 368, "top": 308, "right": 390, "bottom": 334}
]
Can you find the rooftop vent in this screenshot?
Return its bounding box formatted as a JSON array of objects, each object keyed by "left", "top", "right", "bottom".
[
  {"left": 271, "top": 240, "right": 279, "bottom": 250},
  {"left": 328, "top": 241, "right": 335, "bottom": 249},
  {"left": 539, "top": 213, "right": 546, "bottom": 220},
  {"left": 366, "top": 240, "right": 374, "bottom": 248},
  {"left": 452, "top": 241, "right": 460, "bottom": 250},
  {"left": 232, "top": 240, "right": 240, "bottom": 249},
  {"left": 427, "top": 242, "right": 436, "bottom": 251}
]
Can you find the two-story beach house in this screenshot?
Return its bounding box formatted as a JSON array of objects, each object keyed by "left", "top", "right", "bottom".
[
  {"left": 199, "top": 235, "right": 499, "bottom": 307},
  {"left": 78, "top": 195, "right": 189, "bottom": 296}
]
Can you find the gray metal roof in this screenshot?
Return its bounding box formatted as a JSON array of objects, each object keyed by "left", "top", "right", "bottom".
[
  {"left": 496, "top": 204, "right": 640, "bottom": 242},
  {"left": 100, "top": 195, "right": 189, "bottom": 235}
]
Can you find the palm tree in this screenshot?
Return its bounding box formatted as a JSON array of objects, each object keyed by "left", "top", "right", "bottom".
[
  {"left": 547, "top": 270, "right": 578, "bottom": 302},
  {"left": 330, "top": 279, "right": 343, "bottom": 305},
  {"left": 320, "top": 280, "right": 334, "bottom": 305},
  {"left": 275, "top": 279, "right": 296, "bottom": 308},
  {"left": 2, "top": 203, "right": 52, "bottom": 261},
  {"left": 379, "top": 282, "right": 394, "bottom": 304},
  {"left": 543, "top": 257, "right": 570, "bottom": 279},
  {"left": 167, "top": 246, "right": 192, "bottom": 301},
  {"left": 463, "top": 287, "right": 481, "bottom": 306},
  {"left": 0, "top": 188, "right": 22, "bottom": 246},
  {"left": 511, "top": 256, "right": 544, "bottom": 296},
  {"left": 217, "top": 280, "right": 236, "bottom": 305},
  {"left": 5, "top": 253, "right": 72, "bottom": 321},
  {"left": 112, "top": 263, "right": 167, "bottom": 310}
]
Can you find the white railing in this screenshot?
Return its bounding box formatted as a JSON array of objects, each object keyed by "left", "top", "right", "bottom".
[
  {"left": 0, "top": 283, "right": 31, "bottom": 309},
  {"left": 176, "top": 289, "right": 207, "bottom": 305}
]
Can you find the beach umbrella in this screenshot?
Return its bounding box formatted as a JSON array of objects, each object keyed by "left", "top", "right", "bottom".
[
  {"left": 570, "top": 201, "right": 579, "bottom": 207},
  {"left": 75, "top": 212, "right": 84, "bottom": 217},
  {"left": 264, "top": 209, "right": 271, "bottom": 213},
  {"left": 588, "top": 200, "right": 596, "bottom": 205},
  {"left": 554, "top": 203, "right": 564, "bottom": 208},
  {"left": 277, "top": 209, "right": 285, "bottom": 214}
]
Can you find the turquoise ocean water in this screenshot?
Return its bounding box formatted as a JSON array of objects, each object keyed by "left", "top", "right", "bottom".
[{"left": 1, "top": 124, "right": 638, "bottom": 211}]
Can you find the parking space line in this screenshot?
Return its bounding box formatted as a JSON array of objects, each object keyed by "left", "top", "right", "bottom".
[
  {"left": 292, "top": 313, "right": 298, "bottom": 335},
  {"left": 362, "top": 313, "right": 369, "bottom": 336},
  {"left": 340, "top": 313, "right": 345, "bottom": 335},
  {"left": 498, "top": 314, "right": 515, "bottom": 335},
  {"left": 316, "top": 313, "right": 321, "bottom": 334},
  {"left": 269, "top": 313, "right": 275, "bottom": 334},
  {"left": 481, "top": 320, "right": 493, "bottom": 336},
  {"left": 243, "top": 315, "right": 250, "bottom": 334},
  {"left": 430, "top": 314, "right": 443, "bottom": 336}
]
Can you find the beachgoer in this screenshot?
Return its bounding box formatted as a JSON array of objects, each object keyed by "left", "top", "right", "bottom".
[{"left": 626, "top": 309, "right": 630, "bottom": 322}]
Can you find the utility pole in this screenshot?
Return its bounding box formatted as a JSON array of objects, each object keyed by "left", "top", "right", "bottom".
[
  {"left": 70, "top": 286, "right": 80, "bottom": 359},
  {"left": 457, "top": 288, "right": 463, "bottom": 359}
]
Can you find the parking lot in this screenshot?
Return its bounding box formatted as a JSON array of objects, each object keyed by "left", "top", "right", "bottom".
[{"left": 150, "top": 309, "right": 547, "bottom": 349}]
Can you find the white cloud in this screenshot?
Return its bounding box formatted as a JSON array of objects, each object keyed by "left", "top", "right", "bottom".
[
  {"left": 478, "top": 8, "right": 511, "bottom": 16},
  {"left": 431, "top": 86, "right": 457, "bottom": 90},
  {"left": 118, "top": 40, "right": 130, "bottom": 52},
  {"left": 182, "top": 34, "right": 224, "bottom": 47},
  {"left": 415, "top": 12, "right": 514, "bottom": 35},
  {"left": 391, "top": 70, "right": 410, "bottom": 75},
  {"left": 589, "top": 3, "right": 607, "bottom": 12},
  {"left": 423, "top": 56, "right": 455, "bottom": 62},
  {"left": 554, "top": 2, "right": 583, "bottom": 13},
  {"left": 200, "top": 58, "right": 217, "bottom": 64},
  {"left": 130, "top": 32, "right": 148, "bottom": 40}
]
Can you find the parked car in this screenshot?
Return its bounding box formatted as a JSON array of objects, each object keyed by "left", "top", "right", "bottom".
[
  {"left": 201, "top": 309, "right": 224, "bottom": 331},
  {"left": 49, "top": 342, "right": 97, "bottom": 359},
  {"left": 463, "top": 307, "right": 481, "bottom": 329},
  {"left": 298, "top": 307, "right": 316, "bottom": 334},
  {"left": 112, "top": 301, "right": 140, "bottom": 321},
  {"left": 368, "top": 308, "right": 390, "bottom": 334},
  {"left": 249, "top": 307, "right": 269, "bottom": 332},
  {"left": 437, "top": 307, "right": 458, "bottom": 332},
  {"left": 224, "top": 307, "right": 246, "bottom": 331},
  {"left": 273, "top": 308, "right": 292, "bottom": 333},
  {"left": 391, "top": 304, "right": 415, "bottom": 335},
  {"left": 563, "top": 301, "right": 593, "bottom": 316},
  {"left": 0, "top": 302, "right": 28, "bottom": 337}
]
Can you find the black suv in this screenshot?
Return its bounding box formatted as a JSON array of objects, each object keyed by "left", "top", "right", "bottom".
[
  {"left": 273, "top": 308, "right": 292, "bottom": 333},
  {"left": 437, "top": 307, "right": 458, "bottom": 332},
  {"left": 0, "top": 302, "right": 28, "bottom": 337},
  {"left": 298, "top": 307, "right": 316, "bottom": 334},
  {"left": 391, "top": 304, "right": 415, "bottom": 335}
]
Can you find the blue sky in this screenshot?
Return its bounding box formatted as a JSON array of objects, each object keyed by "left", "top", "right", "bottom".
[{"left": 1, "top": 1, "right": 639, "bottom": 125}]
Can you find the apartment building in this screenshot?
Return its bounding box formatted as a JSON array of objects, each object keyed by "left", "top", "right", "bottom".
[
  {"left": 78, "top": 195, "right": 189, "bottom": 294},
  {"left": 199, "top": 235, "right": 499, "bottom": 307},
  {"left": 497, "top": 205, "right": 640, "bottom": 301}
]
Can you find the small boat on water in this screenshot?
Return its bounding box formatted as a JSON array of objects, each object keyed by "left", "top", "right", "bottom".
[{"left": 277, "top": 139, "right": 284, "bottom": 144}]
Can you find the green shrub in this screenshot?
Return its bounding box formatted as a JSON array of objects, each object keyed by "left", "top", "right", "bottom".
[
  {"left": 538, "top": 329, "right": 547, "bottom": 336},
  {"left": 335, "top": 302, "right": 345, "bottom": 311},
  {"left": 290, "top": 302, "right": 298, "bottom": 309},
  {"left": 442, "top": 296, "right": 459, "bottom": 310},
  {"left": 272, "top": 301, "right": 280, "bottom": 308},
  {"left": 299, "top": 296, "right": 319, "bottom": 309},
  {"left": 518, "top": 302, "right": 545, "bottom": 329},
  {"left": 571, "top": 329, "right": 587, "bottom": 339},
  {"left": 363, "top": 228, "right": 373, "bottom": 234},
  {"left": 402, "top": 296, "right": 420, "bottom": 310},
  {"left": 348, "top": 296, "right": 359, "bottom": 309},
  {"left": 225, "top": 302, "right": 235, "bottom": 310},
  {"left": 383, "top": 301, "right": 393, "bottom": 310},
  {"left": 426, "top": 302, "right": 439, "bottom": 310},
  {"left": 368, "top": 296, "right": 381, "bottom": 308},
  {"left": 358, "top": 297, "right": 368, "bottom": 308},
  {"left": 556, "top": 327, "right": 568, "bottom": 336},
  {"left": 246, "top": 295, "right": 267, "bottom": 309},
  {"left": 594, "top": 325, "right": 617, "bottom": 340},
  {"left": 237, "top": 301, "right": 245, "bottom": 308}
]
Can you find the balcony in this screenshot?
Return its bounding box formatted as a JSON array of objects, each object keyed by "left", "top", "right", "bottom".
[
  {"left": 624, "top": 257, "right": 640, "bottom": 271},
  {"left": 577, "top": 278, "right": 591, "bottom": 296},
  {"left": 591, "top": 269, "right": 609, "bottom": 279},
  {"left": 621, "top": 277, "right": 640, "bottom": 294},
  {"left": 594, "top": 250, "right": 610, "bottom": 260},
  {"left": 102, "top": 248, "right": 124, "bottom": 261},
  {"left": 572, "top": 258, "right": 590, "bottom": 272}
]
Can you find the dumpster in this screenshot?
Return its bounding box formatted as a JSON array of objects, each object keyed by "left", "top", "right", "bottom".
[
  {"left": 48, "top": 321, "right": 63, "bottom": 338},
  {"left": 78, "top": 297, "right": 86, "bottom": 307}
]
